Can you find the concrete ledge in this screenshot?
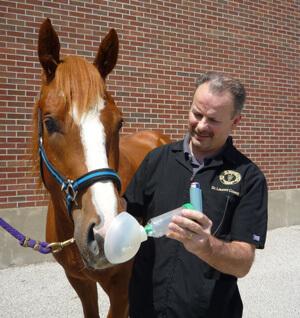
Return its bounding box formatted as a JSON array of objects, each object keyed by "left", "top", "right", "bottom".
[
  {"left": 0, "top": 189, "right": 299, "bottom": 268},
  {"left": 268, "top": 189, "right": 300, "bottom": 230},
  {"left": 0, "top": 207, "right": 54, "bottom": 268}
]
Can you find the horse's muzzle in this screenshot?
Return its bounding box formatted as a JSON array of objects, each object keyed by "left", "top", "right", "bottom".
[{"left": 75, "top": 221, "right": 113, "bottom": 270}]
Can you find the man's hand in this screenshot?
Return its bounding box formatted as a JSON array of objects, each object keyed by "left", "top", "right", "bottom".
[
  {"left": 167, "top": 208, "right": 255, "bottom": 278},
  {"left": 167, "top": 208, "right": 212, "bottom": 251}
]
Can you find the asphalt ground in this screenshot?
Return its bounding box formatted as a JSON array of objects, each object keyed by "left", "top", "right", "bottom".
[{"left": 0, "top": 225, "right": 299, "bottom": 318}]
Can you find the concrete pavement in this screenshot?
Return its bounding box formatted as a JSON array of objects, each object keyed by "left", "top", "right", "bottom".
[{"left": 0, "top": 225, "right": 300, "bottom": 318}]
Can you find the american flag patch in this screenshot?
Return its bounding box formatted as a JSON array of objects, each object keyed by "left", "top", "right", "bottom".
[{"left": 253, "top": 234, "right": 260, "bottom": 242}]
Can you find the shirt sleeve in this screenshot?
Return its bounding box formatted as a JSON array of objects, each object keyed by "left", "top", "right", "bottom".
[
  {"left": 122, "top": 152, "right": 150, "bottom": 218},
  {"left": 230, "top": 165, "right": 268, "bottom": 249}
]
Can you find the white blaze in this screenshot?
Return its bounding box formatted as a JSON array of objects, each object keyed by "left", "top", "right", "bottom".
[{"left": 71, "top": 100, "right": 118, "bottom": 236}]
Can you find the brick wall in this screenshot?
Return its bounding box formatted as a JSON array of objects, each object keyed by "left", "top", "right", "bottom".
[{"left": 0, "top": 0, "right": 299, "bottom": 209}]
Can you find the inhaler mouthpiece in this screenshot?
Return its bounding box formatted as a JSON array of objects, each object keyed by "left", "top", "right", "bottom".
[{"left": 104, "top": 212, "right": 147, "bottom": 264}]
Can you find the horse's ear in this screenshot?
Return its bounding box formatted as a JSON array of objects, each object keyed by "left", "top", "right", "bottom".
[
  {"left": 93, "top": 28, "right": 119, "bottom": 80},
  {"left": 38, "top": 18, "right": 60, "bottom": 82}
]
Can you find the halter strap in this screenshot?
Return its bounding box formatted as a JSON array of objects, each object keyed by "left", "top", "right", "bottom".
[
  {"left": 73, "top": 169, "right": 121, "bottom": 193},
  {"left": 38, "top": 107, "right": 121, "bottom": 221}
]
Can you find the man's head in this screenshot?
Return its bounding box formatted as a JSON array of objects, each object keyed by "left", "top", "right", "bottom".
[
  {"left": 188, "top": 72, "right": 246, "bottom": 160},
  {"left": 195, "top": 72, "right": 246, "bottom": 118}
]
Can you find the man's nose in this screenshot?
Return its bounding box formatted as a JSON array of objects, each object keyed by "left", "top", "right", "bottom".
[{"left": 197, "top": 117, "right": 209, "bottom": 130}]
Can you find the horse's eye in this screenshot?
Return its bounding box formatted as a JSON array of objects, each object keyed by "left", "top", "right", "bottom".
[
  {"left": 118, "top": 119, "right": 123, "bottom": 130},
  {"left": 44, "top": 118, "right": 60, "bottom": 134}
]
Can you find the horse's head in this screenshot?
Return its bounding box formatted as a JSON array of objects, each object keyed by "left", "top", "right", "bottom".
[{"left": 35, "top": 18, "right": 124, "bottom": 269}]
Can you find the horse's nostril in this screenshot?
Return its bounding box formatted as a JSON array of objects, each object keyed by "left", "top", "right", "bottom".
[
  {"left": 94, "top": 232, "right": 105, "bottom": 251},
  {"left": 86, "top": 223, "right": 104, "bottom": 256}
]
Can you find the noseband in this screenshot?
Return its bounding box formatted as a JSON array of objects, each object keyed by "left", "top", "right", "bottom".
[{"left": 38, "top": 107, "right": 121, "bottom": 221}]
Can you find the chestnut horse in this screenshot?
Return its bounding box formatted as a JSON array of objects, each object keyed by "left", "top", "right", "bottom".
[{"left": 33, "top": 19, "right": 170, "bottom": 317}]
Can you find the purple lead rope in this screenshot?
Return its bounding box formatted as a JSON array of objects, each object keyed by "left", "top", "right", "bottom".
[{"left": 0, "top": 217, "right": 52, "bottom": 254}]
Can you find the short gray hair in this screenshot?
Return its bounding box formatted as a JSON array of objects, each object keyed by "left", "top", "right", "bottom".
[{"left": 195, "top": 72, "right": 246, "bottom": 118}]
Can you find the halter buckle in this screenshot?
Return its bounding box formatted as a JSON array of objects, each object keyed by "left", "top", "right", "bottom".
[{"left": 63, "top": 180, "right": 78, "bottom": 202}]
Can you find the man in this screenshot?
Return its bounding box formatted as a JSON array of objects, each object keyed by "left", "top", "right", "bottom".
[{"left": 123, "top": 72, "right": 268, "bottom": 317}]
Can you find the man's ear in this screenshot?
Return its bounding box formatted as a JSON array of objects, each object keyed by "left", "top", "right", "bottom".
[{"left": 232, "top": 114, "right": 242, "bottom": 130}]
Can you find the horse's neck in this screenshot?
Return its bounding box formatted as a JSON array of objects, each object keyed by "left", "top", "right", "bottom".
[
  {"left": 46, "top": 197, "right": 74, "bottom": 240},
  {"left": 117, "top": 150, "right": 137, "bottom": 195}
]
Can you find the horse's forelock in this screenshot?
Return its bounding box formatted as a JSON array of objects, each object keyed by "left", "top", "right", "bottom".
[
  {"left": 56, "top": 56, "right": 105, "bottom": 119},
  {"left": 30, "top": 56, "right": 106, "bottom": 187}
]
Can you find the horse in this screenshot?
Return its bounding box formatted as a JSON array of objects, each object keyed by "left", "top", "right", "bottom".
[{"left": 32, "top": 18, "right": 171, "bottom": 317}]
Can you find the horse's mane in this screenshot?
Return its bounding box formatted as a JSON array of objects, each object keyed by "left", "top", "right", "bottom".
[{"left": 30, "top": 56, "right": 105, "bottom": 187}]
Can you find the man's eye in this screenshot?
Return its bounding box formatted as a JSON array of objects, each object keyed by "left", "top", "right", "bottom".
[
  {"left": 194, "top": 112, "right": 202, "bottom": 119},
  {"left": 44, "top": 118, "right": 60, "bottom": 134}
]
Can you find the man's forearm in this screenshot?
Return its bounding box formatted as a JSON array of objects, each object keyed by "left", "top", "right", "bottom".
[
  {"left": 167, "top": 209, "right": 256, "bottom": 278},
  {"left": 194, "top": 236, "right": 255, "bottom": 278}
]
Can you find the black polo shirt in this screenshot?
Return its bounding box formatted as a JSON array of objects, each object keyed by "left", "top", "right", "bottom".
[{"left": 124, "top": 136, "right": 268, "bottom": 318}]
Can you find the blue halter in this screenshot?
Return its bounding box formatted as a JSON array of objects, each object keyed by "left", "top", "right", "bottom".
[{"left": 38, "top": 107, "right": 121, "bottom": 221}]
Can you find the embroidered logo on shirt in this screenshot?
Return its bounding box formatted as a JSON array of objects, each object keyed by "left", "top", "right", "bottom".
[
  {"left": 211, "top": 185, "right": 240, "bottom": 196},
  {"left": 219, "top": 170, "right": 241, "bottom": 185}
]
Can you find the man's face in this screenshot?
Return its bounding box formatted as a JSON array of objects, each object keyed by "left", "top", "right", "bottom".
[{"left": 188, "top": 82, "right": 241, "bottom": 158}]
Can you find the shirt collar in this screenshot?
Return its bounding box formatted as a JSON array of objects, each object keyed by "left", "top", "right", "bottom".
[{"left": 183, "top": 133, "right": 233, "bottom": 165}]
